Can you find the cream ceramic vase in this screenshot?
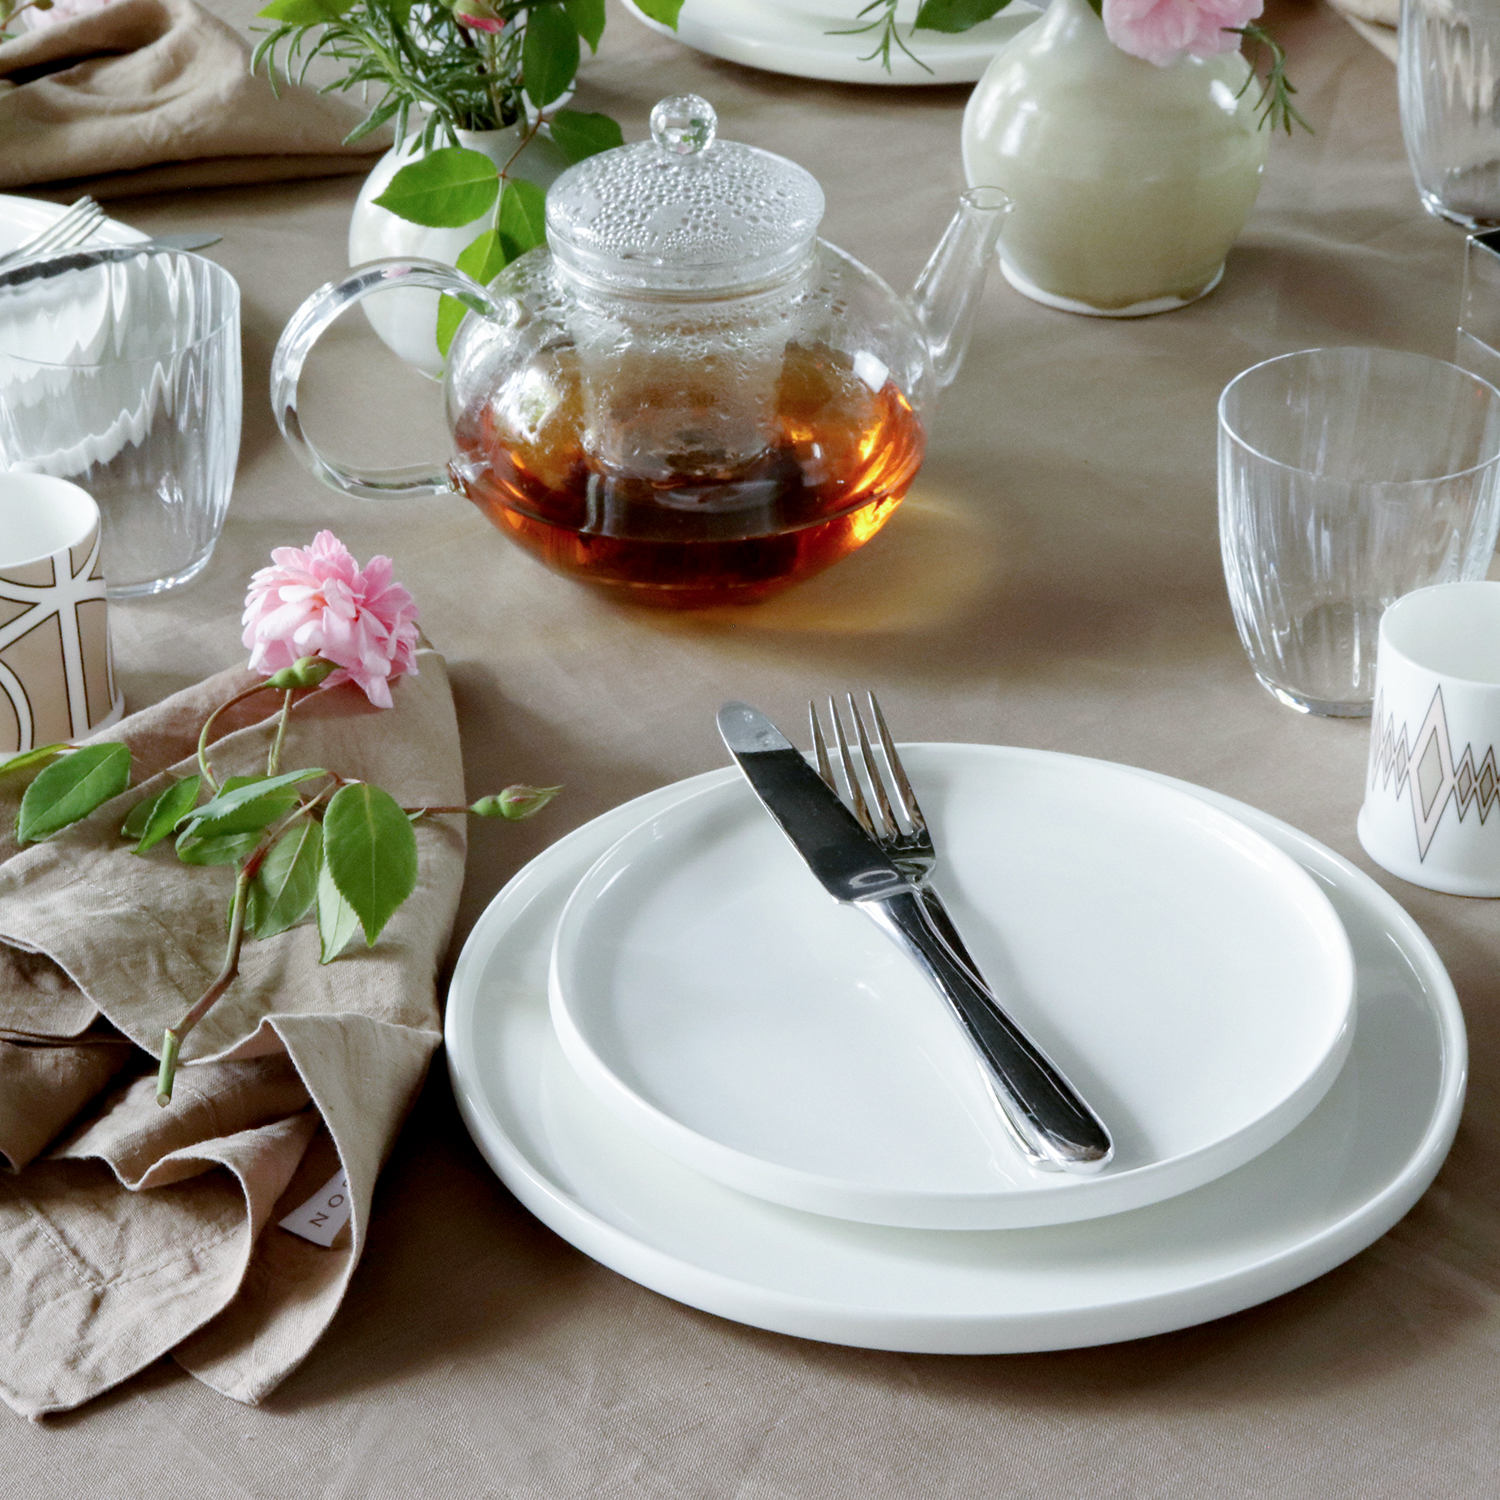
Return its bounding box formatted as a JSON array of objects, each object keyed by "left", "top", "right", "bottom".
[
  {"left": 961, "top": 0, "right": 1270, "bottom": 315},
  {"left": 349, "top": 123, "right": 571, "bottom": 374}
]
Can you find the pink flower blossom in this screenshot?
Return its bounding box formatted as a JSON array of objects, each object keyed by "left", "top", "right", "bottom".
[
  {"left": 1102, "top": 0, "right": 1262, "bottom": 67},
  {"left": 13, "top": 0, "right": 115, "bottom": 32},
  {"left": 455, "top": 10, "right": 504, "bottom": 31},
  {"left": 241, "top": 532, "right": 420, "bottom": 710}
]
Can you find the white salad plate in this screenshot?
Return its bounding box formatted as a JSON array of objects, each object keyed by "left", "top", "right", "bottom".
[
  {"left": 549, "top": 747, "right": 1356, "bottom": 1230},
  {"left": 623, "top": 0, "right": 1039, "bottom": 85},
  {"left": 446, "top": 756, "right": 1466, "bottom": 1355}
]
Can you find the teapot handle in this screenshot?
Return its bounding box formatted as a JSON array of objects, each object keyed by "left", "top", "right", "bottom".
[{"left": 270, "top": 257, "right": 519, "bottom": 501}]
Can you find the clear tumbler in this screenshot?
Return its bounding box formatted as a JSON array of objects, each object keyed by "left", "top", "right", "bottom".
[
  {"left": 1400, "top": 0, "right": 1500, "bottom": 228},
  {"left": 1218, "top": 347, "right": 1500, "bottom": 717},
  {"left": 0, "top": 251, "right": 241, "bottom": 598}
]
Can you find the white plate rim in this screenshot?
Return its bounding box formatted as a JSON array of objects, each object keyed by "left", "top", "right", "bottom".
[
  {"left": 622, "top": 0, "right": 1039, "bottom": 86},
  {"left": 546, "top": 748, "right": 1357, "bottom": 1229},
  {"left": 446, "top": 753, "right": 1467, "bottom": 1353}
]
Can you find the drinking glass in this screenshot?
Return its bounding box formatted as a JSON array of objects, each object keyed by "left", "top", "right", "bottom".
[
  {"left": 1457, "top": 227, "right": 1500, "bottom": 386},
  {"left": 1218, "top": 347, "right": 1500, "bottom": 717},
  {"left": 0, "top": 251, "right": 241, "bottom": 598},
  {"left": 1400, "top": 0, "right": 1500, "bottom": 228}
]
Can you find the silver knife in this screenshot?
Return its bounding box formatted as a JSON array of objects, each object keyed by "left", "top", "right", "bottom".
[
  {"left": 0, "top": 234, "right": 224, "bottom": 292},
  {"left": 717, "top": 701, "right": 1113, "bottom": 1175}
]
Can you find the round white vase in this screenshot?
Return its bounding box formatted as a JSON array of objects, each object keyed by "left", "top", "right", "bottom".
[
  {"left": 349, "top": 123, "right": 571, "bottom": 375},
  {"left": 961, "top": 0, "right": 1271, "bottom": 316}
]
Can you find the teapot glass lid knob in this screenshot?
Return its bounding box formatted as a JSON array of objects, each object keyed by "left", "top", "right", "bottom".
[{"left": 650, "top": 95, "right": 717, "bottom": 157}]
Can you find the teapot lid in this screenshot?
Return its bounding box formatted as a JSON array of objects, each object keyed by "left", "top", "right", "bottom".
[{"left": 545, "top": 95, "right": 825, "bottom": 295}]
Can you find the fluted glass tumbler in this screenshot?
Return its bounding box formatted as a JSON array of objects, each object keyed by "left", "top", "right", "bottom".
[
  {"left": 1218, "top": 348, "right": 1500, "bottom": 717},
  {"left": 1400, "top": 0, "right": 1500, "bottom": 228},
  {"left": 0, "top": 252, "right": 241, "bottom": 598}
]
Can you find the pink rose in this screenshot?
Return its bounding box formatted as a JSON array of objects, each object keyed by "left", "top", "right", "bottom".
[
  {"left": 1102, "top": 0, "right": 1263, "bottom": 66},
  {"left": 14, "top": 0, "right": 116, "bottom": 31},
  {"left": 241, "top": 531, "right": 420, "bottom": 710}
]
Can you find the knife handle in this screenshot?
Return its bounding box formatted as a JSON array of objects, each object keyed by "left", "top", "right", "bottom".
[{"left": 860, "top": 889, "right": 1113, "bottom": 1174}]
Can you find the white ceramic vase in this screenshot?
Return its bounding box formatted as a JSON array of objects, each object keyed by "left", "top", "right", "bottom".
[
  {"left": 349, "top": 122, "right": 571, "bottom": 375},
  {"left": 961, "top": 0, "right": 1271, "bottom": 316}
]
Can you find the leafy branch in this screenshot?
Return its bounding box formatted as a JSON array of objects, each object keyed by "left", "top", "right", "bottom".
[
  {"left": 1, "top": 661, "right": 559, "bottom": 1106},
  {"left": 1228, "top": 22, "right": 1310, "bottom": 135}
]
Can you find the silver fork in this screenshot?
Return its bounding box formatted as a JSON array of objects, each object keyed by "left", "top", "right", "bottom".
[
  {"left": 810, "top": 692, "right": 975, "bottom": 973},
  {"left": 0, "top": 196, "right": 106, "bottom": 271},
  {"left": 810, "top": 691, "right": 1114, "bottom": 1173}
]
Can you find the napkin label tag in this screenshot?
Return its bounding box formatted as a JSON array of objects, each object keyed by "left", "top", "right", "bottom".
[{"left": 279, "top": 1168, "right": 351, "bottom": 1248}]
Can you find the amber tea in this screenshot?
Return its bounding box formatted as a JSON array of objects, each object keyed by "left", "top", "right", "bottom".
[{"left": 450, "top": 342, "right": 925, "bottom": 607}]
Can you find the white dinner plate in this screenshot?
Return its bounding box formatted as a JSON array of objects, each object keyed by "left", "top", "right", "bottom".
[
  {"left": 446, "top": 756, "right": 1466, "bottom": 1355},
  {"left": 623, "top": 0, "right": 1039, "bottom": 85},
  {"left": 549, "top": 747, "right": 1356, "bottom": 1229}
]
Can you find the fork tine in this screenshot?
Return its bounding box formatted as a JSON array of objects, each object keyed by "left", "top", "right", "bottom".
[
  {"left": 866, "top": 691, "right": 927, "bottom": 838},
  {"left": 846, "top": 692, "right": 900, "bottom": 839},
  {"left": 827, "top": 694, "right": 876, "bottom": 835},
  {"left": 808, "top": 700, "right": 835, "bottom": 788}
]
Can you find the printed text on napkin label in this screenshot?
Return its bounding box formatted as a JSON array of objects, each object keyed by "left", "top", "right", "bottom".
[{"left": 279, "top": 1168, "right": 351, "bottom": 1248}]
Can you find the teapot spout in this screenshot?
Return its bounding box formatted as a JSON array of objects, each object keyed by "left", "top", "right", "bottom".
[{"left": 911, "top": 186, "right": 1010, "bottom": 391}]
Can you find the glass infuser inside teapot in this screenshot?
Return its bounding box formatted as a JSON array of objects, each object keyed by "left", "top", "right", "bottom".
[{"left": 272, "top": 96, "right": 1008, "bottom": 607}]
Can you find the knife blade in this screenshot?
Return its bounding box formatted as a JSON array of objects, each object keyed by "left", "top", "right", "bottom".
[
  {"left": 0, "top": 234, "right": 224, "bottom": 293},
  {"left": 717, "top": 701, "right": 1113, "bottom": 1175}
]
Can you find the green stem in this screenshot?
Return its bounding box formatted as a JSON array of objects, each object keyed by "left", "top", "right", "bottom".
[
  {"left": 266, "top": 690, "right": 296, "bottom": 778},
  {"left": 197, "top": 683, "right": 278, "bottom": 795},
  {"left": 157, "top": 858, "right": 257, "bottom": 1106}
]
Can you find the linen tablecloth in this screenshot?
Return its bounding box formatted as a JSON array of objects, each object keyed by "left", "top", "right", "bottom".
[{"left": 6, "top": 0, "right": 1500, "bottom": 1493}]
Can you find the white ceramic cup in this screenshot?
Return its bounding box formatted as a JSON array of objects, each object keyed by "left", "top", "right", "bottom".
[
  {"left": 1358, "top": 580, "right": 1500, "bottom": 895},
  {"left": 0, "top": 473, "right": 122, "bottom": 754}
]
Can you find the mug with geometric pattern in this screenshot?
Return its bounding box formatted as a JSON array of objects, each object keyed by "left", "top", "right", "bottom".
[
  {"left": 1359, "top": 580, "right": 1500, "bottom": 895},
  {"left": 0, "top": 473, "right": 122, "bottom": 755}
]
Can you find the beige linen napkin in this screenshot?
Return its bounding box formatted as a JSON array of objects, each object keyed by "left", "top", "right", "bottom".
[
  {"left": 0, "top": 648, "right": 464, "bottom": 1417},
  {"left": 0, "top": 0, "right": 391, "bottom": 199}
]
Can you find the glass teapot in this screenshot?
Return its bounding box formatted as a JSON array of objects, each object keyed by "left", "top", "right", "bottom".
[{"left": 272, "top": 96, "right": 1008, "bottom": 607}]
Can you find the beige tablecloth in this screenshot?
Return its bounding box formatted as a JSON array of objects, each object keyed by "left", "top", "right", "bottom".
[{"left": 7, "top": 0, "right": 1500, "bottom": 1491}]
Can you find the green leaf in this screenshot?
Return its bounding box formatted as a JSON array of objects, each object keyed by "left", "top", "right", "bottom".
[
  {"left": 247, "top": 819, "right": 323, "bottom": 939},
  {"left": 179, "top": 789, "right": 298, "bottom": 848},
  {"left": 0, "top": 743, "right": 66, "bottom": 778},
  {"left": 256, "top": 0, "right": 355, "bottom": 21},
  {"left": 182, "top": 768, "right": 324, "bottom": 833},
  {"left": 323, "top": 783, "right": 419, "bottom": 946},
  {"left": 373, "top": 147, "right": 500, "bottom": 229},
  {"left": 316, "top": 852, "right": 361, "bottom": 963},
  {"left": 128, "top": 776, "right": 203, "bottom": 854},
  {"left": 437, "top": 228, "right": 511, "bottom": 360},
  {"left": 176, "top": 832, "right": 262, "bottom": 867},
  {"left": 16, "top": 743, "right": 131, "bottom": 844},
  {"left": 632, "top": 0, "right": 683, "bottom": 26},
  {"left": 913, "top": 0, "right": 1007, "bottom": 26},
  {"left": 497, "top": 178, "right": 548, "bottom": 260},
  {"left": 563, "top": 0, "right": 606, "bottom": 50},
  {"left": 548, "top": 108, "right": 624, "bottom": 164},
  {"left": 522, "top": 5, "right": 580, "bottom": 110}
]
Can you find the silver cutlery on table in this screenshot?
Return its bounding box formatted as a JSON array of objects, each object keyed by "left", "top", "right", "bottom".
[
  {"left": 717, "top": 699, "right": 1114, "bottom": 1176},
  {"left": 0, "top": 234, "right": 225, "bottom": 293},
  {"left": 0, "top": 195, "right": 105, "bottom": 270}
]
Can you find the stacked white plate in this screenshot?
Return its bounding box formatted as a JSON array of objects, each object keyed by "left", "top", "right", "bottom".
[
  {"left": 446, "top": 744, "right": 1467, "bottom": 1354},
  {"left": 622, "top": 0, "right": 1040, "bottom": 85}
]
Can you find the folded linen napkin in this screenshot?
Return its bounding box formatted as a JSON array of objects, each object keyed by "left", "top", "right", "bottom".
[
  {"left": 0, "top": 0, "right": 390, "bottom": 199},
  {"left": 0, "top": 649, "right": 464, "bottom": 1417}
]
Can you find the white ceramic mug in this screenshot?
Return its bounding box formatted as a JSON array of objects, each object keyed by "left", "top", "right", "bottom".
[
  {"left": 1358, "top": 580, "right": 1500, "bottom": 895},
  {"left": 0, "top": 473, "right": 122, "bottom": 754}
]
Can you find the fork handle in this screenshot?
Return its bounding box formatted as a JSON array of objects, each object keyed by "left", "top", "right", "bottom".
[{"left": 859, "top": 889, "right": 1114, "bottom": 1174}]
